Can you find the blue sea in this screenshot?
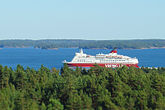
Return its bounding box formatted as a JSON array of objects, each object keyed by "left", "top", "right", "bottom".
[{"left": 0, "top": 48, "right": 165, "bottom": 69}]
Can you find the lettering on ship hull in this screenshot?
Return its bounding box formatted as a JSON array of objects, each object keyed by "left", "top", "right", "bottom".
[{"left": 105, "top": 64, "right": 121, "bottom": 68}]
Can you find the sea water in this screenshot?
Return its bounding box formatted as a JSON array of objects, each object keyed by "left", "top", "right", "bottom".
[{"left": 0, "top": 48, "right": 164, "bottom": 69}]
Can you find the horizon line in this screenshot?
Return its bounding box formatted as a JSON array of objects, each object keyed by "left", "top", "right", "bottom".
[{"left": 0, "top": 38, "right": 165, "bottom": 41}]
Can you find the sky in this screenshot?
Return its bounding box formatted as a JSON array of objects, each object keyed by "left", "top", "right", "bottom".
[{"left": 0, "top": 0, "right": 165, "bottom": 40}]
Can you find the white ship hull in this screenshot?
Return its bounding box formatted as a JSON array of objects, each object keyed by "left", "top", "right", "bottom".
[{"left": 64, "top": 49, "right": 139, "bottom": 68}]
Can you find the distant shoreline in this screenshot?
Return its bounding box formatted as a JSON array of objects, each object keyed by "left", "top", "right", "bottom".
[
  {"left": 88, "top": 46, "right": 165, "bottom": 50},
  {"left": 139, "top": 46, "right": 165, "bottom": 49},
  {"left": 47, "top": 48, "right": 58, "bottom": 50},
  {"left": 1, "top": 46, "right": 165, "bottom": 50},
  {"left": 0, "top": 39, "right": 165, "bottom": 50}
]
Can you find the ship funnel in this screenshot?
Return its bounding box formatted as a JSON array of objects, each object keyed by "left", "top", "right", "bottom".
[{"left": 110, "top": 48, "right": 117, "bottom": 53}]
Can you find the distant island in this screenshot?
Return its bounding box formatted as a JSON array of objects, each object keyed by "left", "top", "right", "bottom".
[{"left": 0, "top": 39, "right": 165, "bottom": 49}]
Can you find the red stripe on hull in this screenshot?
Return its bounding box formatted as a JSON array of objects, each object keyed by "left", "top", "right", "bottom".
[{"left": 66, "top": 63, "right": 139, "bottom": 68}]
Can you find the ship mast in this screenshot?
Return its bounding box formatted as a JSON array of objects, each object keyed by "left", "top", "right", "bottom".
[{"left": 80, "top": 48, "right": 83, "bottom": 54}]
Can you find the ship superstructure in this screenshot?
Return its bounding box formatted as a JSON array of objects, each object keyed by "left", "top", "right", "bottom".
[{"left": 63, "top": 49, "right": 139, "bottom": 68}]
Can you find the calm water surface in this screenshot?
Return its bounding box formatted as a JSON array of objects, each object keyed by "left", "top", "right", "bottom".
[{"left": 0, "top": 48, "right": 164, "bottom": 69}]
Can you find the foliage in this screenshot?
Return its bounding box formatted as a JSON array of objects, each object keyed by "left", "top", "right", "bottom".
[
  {"left": 0, "top": 65, "right": 165, "bottom": 109},
  {"left": 0, "top": 39, "right": 165, "bottom": 49}
]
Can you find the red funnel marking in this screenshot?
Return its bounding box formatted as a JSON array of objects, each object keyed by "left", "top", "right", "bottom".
[{"left": 110, "top": 49, "right": 117, "bottom": 53}]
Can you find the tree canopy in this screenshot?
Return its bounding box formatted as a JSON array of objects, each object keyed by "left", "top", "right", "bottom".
[
  {"left": 0, "top": 64, "right": 165, "bottom": 109},
  {"left": 0, "top": 39, "right": 165, "bottom": 49}
]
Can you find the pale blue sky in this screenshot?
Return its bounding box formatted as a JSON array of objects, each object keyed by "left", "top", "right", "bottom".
[{"left": 0, "top": 0, "right": 165, "bottom": 40}]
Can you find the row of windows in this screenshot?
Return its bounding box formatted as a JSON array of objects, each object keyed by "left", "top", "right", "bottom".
[
  {"left": 77, "top": 60, "right": 92, "bottom": 62},
  {"left": 76, "top": 59, "right": 126, "bottom": 62},
  {"left": 101, "top": 60, "right": 126, "bottom": 62}
]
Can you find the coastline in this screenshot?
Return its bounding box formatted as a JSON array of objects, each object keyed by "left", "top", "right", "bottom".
[
  {"left": 0, "top": 46, "right": 165, "bottom": 50},
  {"left": 90, "top": 47, "right": 165, "bottom": 50},
  {"left": 47, "top": 48, "right": 58, "bottom": 50},
  {"left": 140, "top": 46, "right": 165, "bottom": 49}
]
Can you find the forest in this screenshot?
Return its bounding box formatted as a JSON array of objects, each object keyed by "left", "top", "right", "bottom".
[
  {"left": 0, "top": 39, "right": 165, "bottom": 49},
  {"left": 0, "top": 64, "right": 165, "bottom": 110}
]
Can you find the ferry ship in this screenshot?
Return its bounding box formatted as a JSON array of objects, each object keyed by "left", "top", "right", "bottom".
[{"left": 63, "top": 49, "right": 139, "bottom": 68}]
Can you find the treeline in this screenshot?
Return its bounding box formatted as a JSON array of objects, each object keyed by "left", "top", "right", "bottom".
[
  {"left": 1, "top": 64, "right": 165, "bottom": 110},
  {"left": 0, "top": 39, "right": 165, "bottom": 49}
]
